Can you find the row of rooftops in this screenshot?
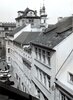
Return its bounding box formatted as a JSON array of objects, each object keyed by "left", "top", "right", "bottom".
[
  {"left": 16, "top": 8, "right": 39, "bottom": 20},
  {"left": 15, "top": 7, "right": 47, "bottom": 20},
  {"left": 31, "top": 16, "right": 73, "bottom": 49},
  {"left": 8, "top": 15, "right": 73, "bottom": 50},
  {"left": 0, "top": 22, "right": 16, "bottom": 27},
  {"left": 17, "top": 8, "right": 37, "bottom": 15}
]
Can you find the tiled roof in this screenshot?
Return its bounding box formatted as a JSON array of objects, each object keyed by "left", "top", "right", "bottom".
[
  {"left": 14, "top": 32, "right": 40, "bottom": 45},
  {"left": 0, "top": 22, "right": 16, "bottom": 27},
  {"left": 31, "top": 16, "right": 73, "bottom": 49},
  {"left": 9, "top": 24, "right": 26, "bottom": 36}
]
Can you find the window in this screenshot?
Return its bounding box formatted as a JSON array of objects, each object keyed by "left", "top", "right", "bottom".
[
  {"left": 29, "top": 19, "right": 33, "bottom": 23},
  {"left": 44, "top": 74, "right": 46, "bottom": 85},
  {"left": 69, "top": 73, "right": 73, "bottom": 83},
  {"left": 39, "top": 49, "right": 41, "bottom": 60},
  {"left": 47, "top": 52, "right": 50, "bottom": 65},
  {"left": 35, "top": 87, "right": 40, "bottom": 99},
  {"left": 44, "top": 20, "right": 46, "bottom": 23},
  {"left": 60, "top": 92, "right": 71, "bottom": 100},
  {"left": 19, "top": 77, "right": 21, "bottom": 86},
  {"left": 35, "top": 47, "right": 38, "bottom": 58},
  {"left": 16, "top": 73, "right": 18, "bottom": 80},
  {"left": 36, "top": 67, "right": 38, "bottom": 77},
  {"left": 22, "top": 82, "right": 25, "bottom": 91},
  {"left": 8, "top": 57, "right": 10, "bottom": 61},
  {"left": 48, "top": 76, "right": 51, "bottom": 88},
  {"left": 37, "top": 89, "right": 40, "bottom": 98},
  {"left": 23, "top": 58, "right": 31, "bottom": 69},
  {"left": 61, "top": 93, "right": 65, "bottom": 100},
  {"left": 40, "top": 71, "right": 42, "bottom": 82},
  {"left": 4, "top": 27, "right": 8, "bottom": 31},
  {"left": 42, "top": 50, "right": 46, "bottom": 63},
  {"left": 8, "top": 48, "right": 10, "bottom": 53}
]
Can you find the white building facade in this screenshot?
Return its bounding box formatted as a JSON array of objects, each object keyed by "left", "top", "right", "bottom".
[
  {"left": 6, "top": 7, "right": 73, "bottom": 100},
  {"left": 6, "top": 6, "right": 47, "bottom": 96},
  {"left": 30, "top": 16, "right": 73, "bottom": 100}
]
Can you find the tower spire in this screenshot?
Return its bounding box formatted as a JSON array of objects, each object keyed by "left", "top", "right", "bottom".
[
  {"left": 43, "top": 0, "right": 45, "bottom": 6},
  {"left": 40, "top": 0, "right": 47, "bottom": 28},
  {"left": 40, "top": 0, "right": 46, "bottom": 16}
]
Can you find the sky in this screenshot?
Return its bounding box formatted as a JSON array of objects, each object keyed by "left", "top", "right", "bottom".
[{"left": 0, "top": 0, "right": 73, "bottom": 24}]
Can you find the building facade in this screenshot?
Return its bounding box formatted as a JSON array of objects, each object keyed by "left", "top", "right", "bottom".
[
  {"left": 31, "top": 16, "right": 73, "bottom": 100},
  {"left": 15, "top": 7, "right": 47, "bottom": 28},
  {"left": 6, "top": 7, "right": 73, "bottom": 100},
  {"left": 6, "top": 7, "right": 47, "bottom": 96},
  {"left": 0, "top": 22, "right": 16, "bottom": 46},
  {"left": 0, "top": 22, "right": 16, "bottom": 59}
]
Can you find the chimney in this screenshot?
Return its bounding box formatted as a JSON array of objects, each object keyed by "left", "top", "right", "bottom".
[
  {"left": 58, "top": 17, "right": 63, "bottom": 22},
  {"left": 34, "top": 10, "right": 37, "bottom": 16}
]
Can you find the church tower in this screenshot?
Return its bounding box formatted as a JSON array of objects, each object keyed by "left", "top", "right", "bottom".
[{"left": 40, "top": 0, "right": 47, "bottom": 27}]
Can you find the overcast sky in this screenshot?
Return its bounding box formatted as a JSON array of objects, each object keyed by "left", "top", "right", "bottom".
[{"left": 0, "top": 0, "right": 73, "bottom": 23}]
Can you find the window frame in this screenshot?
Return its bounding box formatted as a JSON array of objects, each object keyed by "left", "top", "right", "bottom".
[
  {"left": 68, "top": 72, "right": 73, "bottom": 84},
  {"left": 39, "top": 49, "right": 41, "bottom": 60},
  {"left": 47, "top": 51, "right": 50, "bottom": 66},
  {"left": 42, "top": 50, "right": 46, "bottom": 63},
  {"left": 8, "top": 48, "right": 10, "bottom": 53}
]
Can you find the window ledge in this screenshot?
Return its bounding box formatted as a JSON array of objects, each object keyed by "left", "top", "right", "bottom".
[
  {"left": 35, "top": 59, "right": 51, "bottom": 69},
  {"left": 35, "top": 76, "right": 51, "bottom": 93},
  {"left": 68, "top": 80, "right": 73, "bottom": 85}
]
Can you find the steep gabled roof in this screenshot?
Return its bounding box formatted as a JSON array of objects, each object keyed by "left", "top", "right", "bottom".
[
  {"left": 14, "top": 32, "right": 40, "bottom": 45},
  {"left": 31, "top": 16, "right": 72, "bottom": 49}
]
